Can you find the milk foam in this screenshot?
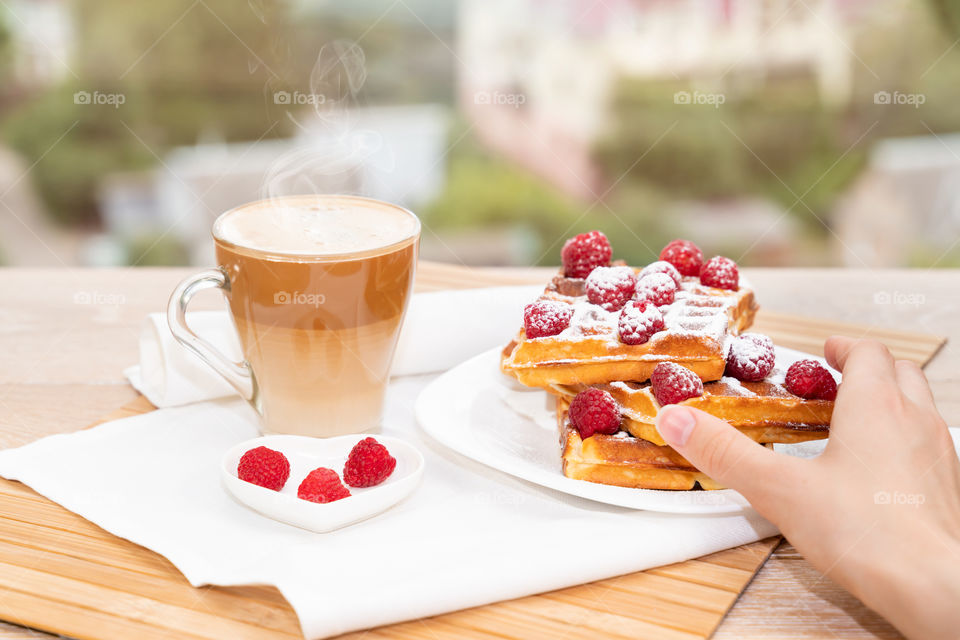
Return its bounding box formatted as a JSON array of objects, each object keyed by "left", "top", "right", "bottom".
[{"left": 215, "top": 197, "right": 419, "bottom": 255}]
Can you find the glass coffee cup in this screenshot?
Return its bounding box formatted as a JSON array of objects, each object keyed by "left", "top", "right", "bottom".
[{"left": 167, "top": 194, "right": 420, "bottom": 436}]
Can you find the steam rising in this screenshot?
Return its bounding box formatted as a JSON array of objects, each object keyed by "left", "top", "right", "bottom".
[{"left": 260, "top": 40, "right": 392, "bottom": 206}]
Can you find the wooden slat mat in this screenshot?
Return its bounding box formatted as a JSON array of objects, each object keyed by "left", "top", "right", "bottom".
[{"left": 0, "top": 311, "right": 944, "bottom": 640}]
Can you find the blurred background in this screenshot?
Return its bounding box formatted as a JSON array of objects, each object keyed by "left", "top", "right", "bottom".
[{"left": 1, "top": 0, "right": 960, "bottom": 269}]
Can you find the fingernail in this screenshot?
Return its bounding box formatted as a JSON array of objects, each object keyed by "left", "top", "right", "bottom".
[{"left": 656, "top": 406, "right": 696, "bottom": 446}]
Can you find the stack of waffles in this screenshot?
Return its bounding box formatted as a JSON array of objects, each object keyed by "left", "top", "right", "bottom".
[{"left": 501, "top": 234, "right": 837, "bottom": 490}]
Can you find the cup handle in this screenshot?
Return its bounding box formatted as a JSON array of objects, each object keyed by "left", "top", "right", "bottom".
[{"left": 166, "top": 268, "right": 258, "bottom": 406}]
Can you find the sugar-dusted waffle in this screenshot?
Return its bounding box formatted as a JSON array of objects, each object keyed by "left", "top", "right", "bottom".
[
  {"left": 549, "top": 372, "right": 832, "bottom": 447},
  {"left": 503, "top": 232, "right": 836, "bottom": 492},
  {"left": 557, "top": 334, "right": 837, "bottom": 491},
  {"left": 557, "top": 394, "right": 726, "bottom": 490},
  {"left": 500, "top": 273, "right": 758, "bottom": 387}
]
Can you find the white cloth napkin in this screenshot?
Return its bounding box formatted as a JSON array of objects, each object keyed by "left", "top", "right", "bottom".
[
  {"left": 126, "top": 285, "right": 544, "bottom": 407},
  {"left": 0, "top": 285, "right": 783, "bottom": 639}
]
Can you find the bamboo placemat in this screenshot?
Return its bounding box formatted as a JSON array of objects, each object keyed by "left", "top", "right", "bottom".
[{"left": 0, "top": 310, "right": 944, "bottom": 640}]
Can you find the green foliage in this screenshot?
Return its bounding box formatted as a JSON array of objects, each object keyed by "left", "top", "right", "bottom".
[
  {"left": 0, "top": 0, "right": 289, "bottom": 225},
  {"left": 422, "top": 138, "right": 672, "bottom": 266},
  {"left": 927, "top": 0, "right": 960, "bottom": 38},
  {"left": 594, "top": 78, "right": 867, "bottom": 230},
  {"left": 124, "top": 233, "right": 190, "bottom": 266},
  {"left": 0, "top": 0, "right": 456, "bottom": 230}
]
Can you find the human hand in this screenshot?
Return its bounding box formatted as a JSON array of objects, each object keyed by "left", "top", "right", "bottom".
[{"left": 655, "top": 337, "right": 960, "bottom": 640}]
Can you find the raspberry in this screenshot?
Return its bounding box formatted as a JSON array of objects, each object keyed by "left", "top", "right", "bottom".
[
  {"left": 585, "top": 266, "right": 637, "bottom": 311},
  {"left": 784, "top": 359, "right": 838, "bottom": 401},
  {"left": 700, "top": 256, "right": 739, "bottom": 291},
  {"left": 297, "top": 468, "right": 351, "bottom": 503},
  {"left": 237, "top": 446, "right": 290, "bottom": 491},
  {"left": 568, "top": 388, "right": 621, "bottom": 439},
  {"left": 651, "top": 362, "right": 704, "bottom": 405},
  {"left": 659, "top": 239, "right": 703, "bottom": 277},
  {"left": 524, "top": 301, "right": 573, "bottom": 339},
  {"left": 617, "top": 299, "right": 665, "bottom": 345},
  {"left": 639, "top": 260, "right": 682, "bottom": 287},
  {"left": 561, "top": 231, "right": 612, "bottom": 278},
  {"left": 343, "top": 437, "right": 397, "bottom": 488},
  {"left": 634, "top": 272, "right": 678, "bottom": 306},
  {"left": 725, "top": 333, "right": 775, "bottom": 382}
]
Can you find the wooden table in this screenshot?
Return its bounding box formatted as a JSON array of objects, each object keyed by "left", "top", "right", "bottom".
[{"left": 0, "top": 262, "right": 954, "bottom": 639}]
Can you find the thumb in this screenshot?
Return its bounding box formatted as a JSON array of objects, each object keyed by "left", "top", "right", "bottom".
[{"left": 655, "top": 405, "right": 794, "bottom": 503}]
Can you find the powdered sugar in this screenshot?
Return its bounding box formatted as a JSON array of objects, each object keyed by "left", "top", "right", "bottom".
[
  {"left": 718, "top": 376, "right": 757, "bottom": 397},
  {"left": 559, "top": 300, "right": 618, "bottom": 338},
  {"left": 767, "top": 366, "right": 787, "bottom": 385},
  {"left": 638, "top": 261, "right": 682, "bottom": 287},
  {"left": 524, "top": 262, "right": 748, "bottom": 347}
]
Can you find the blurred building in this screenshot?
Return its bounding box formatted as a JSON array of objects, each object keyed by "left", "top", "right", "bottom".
[
  {"left": 96, "top": 104, "right": 450, "bottom": 265},
  {"left": 3, "top": 0, "right": 74, "bottom": 87},
  {"left": 459, "top": 0, "right": 863, "bottom": 200},
  {"left": 834, "top": 134, "right": 960, "bottom": 267}
]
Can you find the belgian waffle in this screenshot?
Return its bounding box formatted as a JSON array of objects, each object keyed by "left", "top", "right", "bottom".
[
  {"left": 501, "top": 273, "right": 757, "bottom": 387},
  {"left": 550, "top": 372, "right": 832, "bottom": 447},
  {"left": 556, "top": 395, "right": 769, "bottom": 490}
]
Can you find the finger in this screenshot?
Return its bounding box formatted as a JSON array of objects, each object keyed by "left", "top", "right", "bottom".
[
  {"left": 824, "top": 337, "right": 896, "bottom": 386},
  {"left": 894, "top": 359, "right": 936, "bottom": 408},
  {"left": 656, "top": 405, "right": 798, "bottom": 506}
]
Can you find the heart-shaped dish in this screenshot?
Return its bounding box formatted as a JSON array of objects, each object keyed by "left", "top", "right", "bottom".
[{"left": 221, "top": 434, "right": 424, "bottom": 533}]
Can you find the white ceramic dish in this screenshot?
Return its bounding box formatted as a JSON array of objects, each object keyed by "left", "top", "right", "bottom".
[
  {"left": 221, "top": 434, "right": 424, "bottom": 532},
  {"left": 416, "top": 345, "right": 836, "bottom": 514}
]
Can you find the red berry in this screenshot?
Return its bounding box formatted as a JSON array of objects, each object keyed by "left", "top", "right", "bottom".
[
  {"left": 700, "top": 256, "right": 739, "bottom": 291},
  {"left": 561, "top": 231, "right": 612, "bottom": 278},
  {"left": 523, "top": 301, "right": 573, "bottom": 339},
  {"left": 659, "top": 239, "right": 703, "bottom": 277},
  {"left": 639, "top": 260, "right": 682, "bottom": 287},
  {"left": 297, "top": 468, "right": 351, "bottom": 503},
  {"left": 651, "top": 362, "right": 704, "bottom": 405},
  {"left": 237, "top": 446, "right": 290, "bottom": 491},
  {"left": 569, "top": 388, "right": 621, "bottom": 439},
  {"left": 585, "top": 266, "right": 637, "bottom": 311},
  {"left": 618, "top": 299, "right": 665, "bottom": 345},
  {"left": 725, "top": 333, "right": 775, "bottom": 382},
  {"left": 634, "top": 272, "right": 678, "bottom": 306},
  {"left": 343, "top": 437, "right": 397, "bottom": 488},
  {"left": 784, "top": 360, "right": 838, "bottom": 401}
]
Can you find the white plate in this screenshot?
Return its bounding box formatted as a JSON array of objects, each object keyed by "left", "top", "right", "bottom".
[
  {"left": 416, "top": 345, "right": 836, "bottom": 514},
  {"left": 221, "top": 434, "right": 424, "bottom": 532}
]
